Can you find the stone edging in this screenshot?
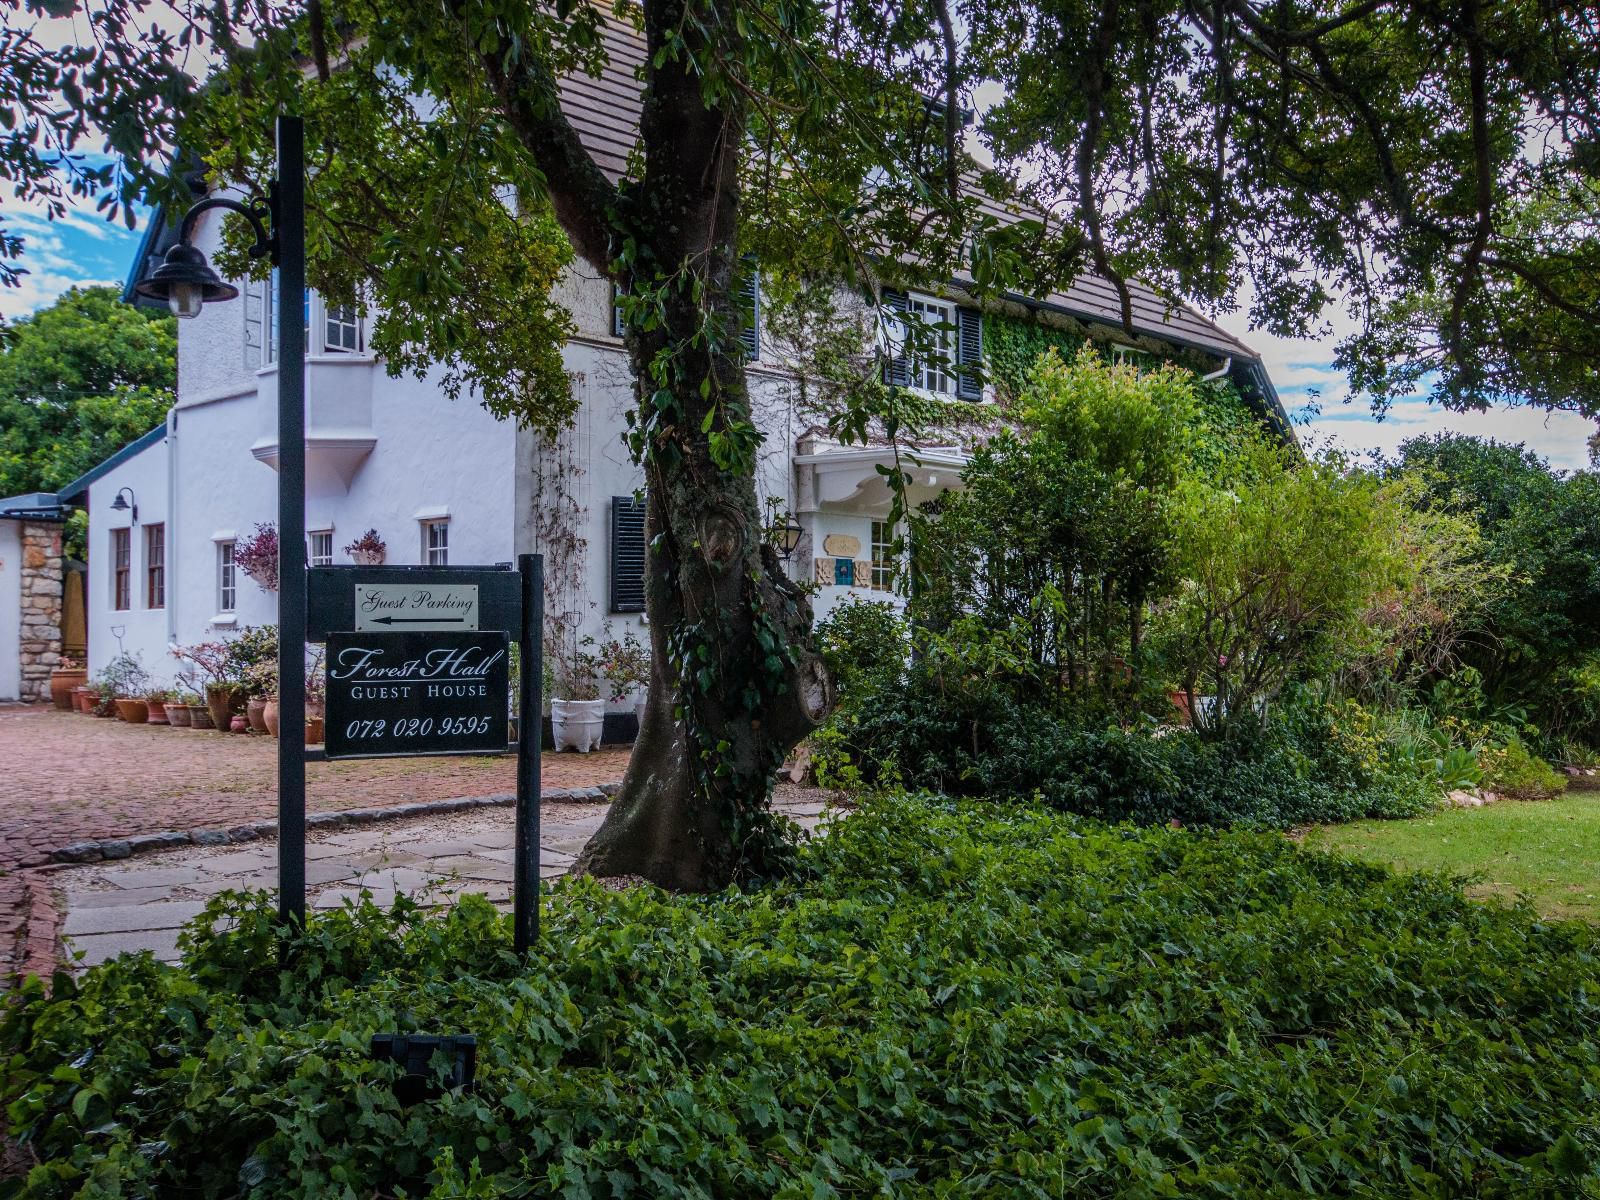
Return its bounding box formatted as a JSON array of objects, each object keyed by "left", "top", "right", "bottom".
[{"left": 45, "top": 783, "right": 621, "bottom": 866}]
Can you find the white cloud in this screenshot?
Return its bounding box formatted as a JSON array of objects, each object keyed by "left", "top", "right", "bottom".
[
  {"left": 0, "top": 273, "right": 122, "bottom": 322},
  {"left": 1212, "top": 301, "right": 1595, "bottom": 473}
]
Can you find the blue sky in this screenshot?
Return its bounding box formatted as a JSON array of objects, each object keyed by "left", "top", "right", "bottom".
[{"left": 6, "top": 202, "right": 1594, "bottom": 474}]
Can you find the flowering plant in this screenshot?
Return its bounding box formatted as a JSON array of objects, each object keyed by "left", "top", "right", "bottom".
[
  {"left": 596, "top": 625, "right": 650, "bottom": 703},
  {"left": 235, "top": 522, "right": 279, "bottom": 592},
  {"left": 171, "top": 641, "right": 237, "bottom": 690},
  {"left": 343, "top": 528, "right": 386, "bottom": 560}
]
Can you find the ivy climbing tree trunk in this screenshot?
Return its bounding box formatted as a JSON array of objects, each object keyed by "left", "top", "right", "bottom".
[{"left": 469, "top": 0, "right": 833, "bottom": 889}]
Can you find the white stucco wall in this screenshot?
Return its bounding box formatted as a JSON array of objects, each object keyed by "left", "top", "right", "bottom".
[
  {"left": 0, "top": 520, "right": 21, "bottom": 700},
  {"left": 85, "top": 206, "right": 520, "bottom": 688}
]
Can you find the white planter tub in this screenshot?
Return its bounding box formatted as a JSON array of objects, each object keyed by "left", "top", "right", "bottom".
[{"left": 551, "top": 697, "right": 606, "bottom": 753}]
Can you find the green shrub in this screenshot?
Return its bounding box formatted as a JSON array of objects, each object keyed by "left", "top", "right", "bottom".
[
  {"left": 820, "top": 665, "right": 1436, "bottom": 828},
  {"left": 1482, "top": 738, "right": 1569, "bottom": 800},
  {"left": 5, "top": 797, "right": 1600, "bottom": 1197}
]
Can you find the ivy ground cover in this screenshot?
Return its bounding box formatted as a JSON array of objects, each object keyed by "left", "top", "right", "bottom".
[{"left": 5, "top": 795, "right": 1599, "bottom": 1197}]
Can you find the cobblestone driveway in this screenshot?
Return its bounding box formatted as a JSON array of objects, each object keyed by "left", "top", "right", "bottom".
[{"left": 0, "top": 705, "right": 629, "bottom": 977}]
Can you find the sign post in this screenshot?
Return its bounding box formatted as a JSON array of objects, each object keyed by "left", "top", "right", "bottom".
[
  {"left": 514, "top": 554, "right": 544, "bottom": 954},
  {"left": 307, "top": 559, "right": 543, "bottom": 952}
]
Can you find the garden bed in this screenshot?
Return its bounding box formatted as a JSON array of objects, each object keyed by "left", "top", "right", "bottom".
[{"left": 5, "top": 794, "right": 1599, "bottom": 1195}]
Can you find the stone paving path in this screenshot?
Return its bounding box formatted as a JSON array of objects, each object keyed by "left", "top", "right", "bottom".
[
  {"left": 0, "top": 705, "right": 630, "bottom": 976},
  {"left": 54, "top": 788, "right": 838, "bottom": 966}
]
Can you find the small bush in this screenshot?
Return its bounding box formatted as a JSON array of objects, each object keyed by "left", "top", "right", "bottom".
[
  {"left": 5, "top": 798, "right": 1600, "bottom": 1196},
  {"left": 1482, "top": 738, "right": 1569, "bottom": 799}
]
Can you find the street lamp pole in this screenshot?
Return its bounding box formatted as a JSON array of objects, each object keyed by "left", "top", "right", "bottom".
[
  {"left": 274, "top": 116, "right": 307, "bottom": 928},
  {"left": 134, "top": 113, "right": 308, "bottom": 929}
]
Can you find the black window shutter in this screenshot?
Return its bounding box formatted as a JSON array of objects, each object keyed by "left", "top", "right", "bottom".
[
  {"left": 956, "top": 307, "right": 984, "bottom": 400},
  {"left": 739, "top": 267, "right": 760, "bottom": 360},
  {"left": 882, "top": 289, "right": 911, "bottom": 387},
  {"left": 612, "top": 284, "right": 625, "bottom": 339},
  {"left": 610, "top": 496, "right": 647, "bottom": 613}
]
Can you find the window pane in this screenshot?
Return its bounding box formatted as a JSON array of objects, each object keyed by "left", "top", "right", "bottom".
[
  {"left": 112, "top": 529, "right": 130, "bottom": 610},
  {"left": 309, "top": 531, "right": 333, "bottom": 567},
  {"left": 146, "top": 524, "right": 165, "bottom": 609},
  {"left": 325, "top": 304, "right": 361, "bottom": 353},
  {"left": 219, "top": 542, "right": 236, "bottom": 612},
  {"left": 909, "top": 297, "right": 954, "bottom": 395},
  {"left": 423, "top": 521, "right": 448, "bottom": 566},
  {"left": 870, "top": 520, "right": 896, "bottom": 593}
]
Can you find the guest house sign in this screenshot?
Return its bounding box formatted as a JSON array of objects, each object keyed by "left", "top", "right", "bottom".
[{"left": 324, "top": 629, "right": 509, "bottom": 759}]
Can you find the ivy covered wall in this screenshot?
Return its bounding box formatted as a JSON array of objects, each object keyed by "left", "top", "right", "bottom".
[{"left": 981, "top": 307, "right": 1278, "bottom": 456}]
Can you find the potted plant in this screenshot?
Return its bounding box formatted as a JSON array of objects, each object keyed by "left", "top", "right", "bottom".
[
  {"left": 146, "top": 688, "right": 173, "bottom": 725},
  {"left": 597, "top": 624, "right": 651, "bottom": 733},
  {"left": 235, "top": 522, "right": 279, "bottom": 592},
  {"left": 50, "top": 656, "right": 87, "bottom": 711},
  {"left": 172, "top": 642, "right": 242, "bottom": 732},
  {"left": 166, "top": 691, "right": 195, "bottom": 727},
  {"left": 230, "top": 626, "right": 280, "bottom": 732},
  {"left": 344, "top": 528, "right": 387, "bottom": 566},
  {"left": 549, "top": 631, "right": 605, "bottom": 752},
  {"left": 98, "top": 653, "right": 150, "bottom": 721},
  {"left": 243, "top": 661, "right": 277, "bottom": 732},
  {"left": 263, "top": 694, "right": 279, "bottom": 737},
  {"left": 73, "top": 684, "right": 95, "bottom": 713}
]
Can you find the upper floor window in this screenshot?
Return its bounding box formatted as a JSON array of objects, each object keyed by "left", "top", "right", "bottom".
[
  {"left": 1110, "top": 344, "right": 1153, "bottom": 371},
  {"left": 881, "top": 290, "right": 983, "bottom": 400},
  {"left": 111, "top": 528, "right": 131, "bottom": 611},
  {"left": 145, "top": 523, "right": 165, "bottom": 609},
  {"left": 244, "top": 274, "right": 367, "bottom": 366},
  {"left": 422, "top": 519, "right": 449, "bottom": 566},
  {"left": 309, "top": 530, "right": 333, "bottom": 568}
]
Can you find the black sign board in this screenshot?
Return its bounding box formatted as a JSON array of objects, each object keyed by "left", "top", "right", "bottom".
[
  {"left": 307, "top": 565, "right": 520, "bottom": 643},
  {"left": 324, "top": 629, "right": 509, "bottom": 759}
]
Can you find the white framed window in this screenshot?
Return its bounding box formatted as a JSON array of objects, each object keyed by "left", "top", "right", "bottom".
[
  {"left": 324, "top": 303, "right": 362, "bottom": 353},
  {"left": 145, "top": 523, "right": 165, "bottom": 609},
  {"left": 1110, "top": 344, "right": 1152, "bottom": 371},
  {"left": 870, "top": 520, "right": 898, "bottom": 593},
  {"left": 218, "top": 541, "right": 237, "bottom": 612},
  {"left": 245, "top": 275, "right": 366, "bottom": 365},
  {"left": 309, "top": 530, "right": 333, "bottom": 568},
  {"left": 909, "top": 295, "right": 956, "bottom": 395},
  {"left": 111, "top": 528, "right": 131, "bottom": 611},
  {"left": 422, "top": 519, "right": 449, "bottom": 566}
]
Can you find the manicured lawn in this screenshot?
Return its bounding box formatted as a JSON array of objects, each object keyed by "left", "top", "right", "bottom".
[{"left": 1305, "top": 784, "right": 1600, "bottom": 921}]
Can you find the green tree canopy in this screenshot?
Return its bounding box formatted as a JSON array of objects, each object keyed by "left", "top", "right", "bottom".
[
  {"left": 8, "top": 0, "right": 1600, "bottom": 887},
  {"left": 0, "top": 285, "right": 174, "bottom": 498}
]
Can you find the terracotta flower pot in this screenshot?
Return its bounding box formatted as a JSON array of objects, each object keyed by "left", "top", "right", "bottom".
[
  {"left": 189, "top": 704, "right": 216, "bottom": 730},
  {"left": 205, "top": 684, "right": 243, "bottom": 732},
  {"left": 72, "top": 686, "right": 93, "bottom": 714},
  {"left": 230, "top": 714, "right": 249, "bottom": 733},
  {"left": 51, "top": 669, "right": 87, "bottom": 711},
  {"left": 304, "top": 716, "right": 325, "bottom": 745},
  {"left": 246, "top": 696, "right": 269, "bottom": 733},
  {"left": 167, "top": 703, "right": 192, "bottom": 728},
  {"left": 146, "top": 700, "right": 169, "bottom": 725},
  {"left": 263, "top": 697, "right": 280, "bottom": 737},
  {"left": 351, "top": 548, "right": 385, "bottom": 566},
  {"left": 113, "top": 699, "right": 149, "bottom": 724}
]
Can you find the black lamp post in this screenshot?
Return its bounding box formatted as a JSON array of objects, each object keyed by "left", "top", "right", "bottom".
[{"left": 134, "top": 116, "right": 308, "bottom": 929}]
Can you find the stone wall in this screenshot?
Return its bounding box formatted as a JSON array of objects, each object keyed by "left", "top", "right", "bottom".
[{"left": 18, "top": 522, "right": 63, "bottom": 701}]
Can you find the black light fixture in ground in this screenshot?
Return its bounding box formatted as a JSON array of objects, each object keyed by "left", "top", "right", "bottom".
[{"left": 132, "top": 116, "right": 310, "bottom": 930}]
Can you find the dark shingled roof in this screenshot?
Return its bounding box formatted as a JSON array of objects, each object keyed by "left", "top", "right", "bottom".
[{"left": 563, "top": 19, "right": 1261, "bottom": 366}]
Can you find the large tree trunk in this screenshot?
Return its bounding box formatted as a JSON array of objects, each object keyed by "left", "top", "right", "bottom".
[{"left": 571, "top": 0, "right": 832, "bottom": 890}]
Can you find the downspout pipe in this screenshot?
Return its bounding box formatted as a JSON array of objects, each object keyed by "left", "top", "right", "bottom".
[
  {"left": 1201, "top": 355, "right": 1232, "bottom": 382},
  {"left": 165, "top": 405, "right": 178, "bottom": 648}
]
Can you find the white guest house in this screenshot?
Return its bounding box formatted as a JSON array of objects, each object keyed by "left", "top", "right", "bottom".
[{"left": 78, "top": 22, "right": 1289, "bottom": 720}]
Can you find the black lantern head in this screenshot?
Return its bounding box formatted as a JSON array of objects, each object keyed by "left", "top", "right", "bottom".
[{"left": 135, "top": 242, "right": 239, "bottom": 318}]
